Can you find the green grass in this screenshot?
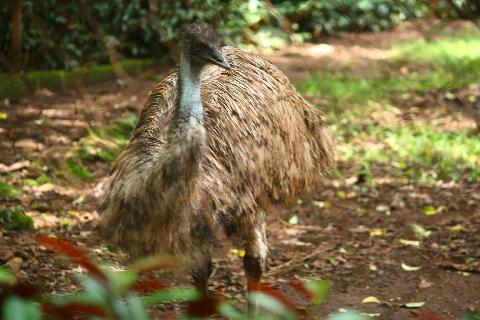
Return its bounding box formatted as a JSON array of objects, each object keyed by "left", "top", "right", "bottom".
[
  {"left": 299, "top": 34, "right": 480, "bottom": 183},
  {"left": 66, "top": 114, "right": 137, "bottom": 181},
  {"left": 300, "top": 35, "right": 480, "bottom": 108},
  {"left": 0, "top": 59, "right": 156, "bottom": 99},
  {"left": 393, "top": 36, "right": 480, "bottom": 62}
]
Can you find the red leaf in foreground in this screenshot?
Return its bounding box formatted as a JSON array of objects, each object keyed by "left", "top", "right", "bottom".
[
  {"left": 42, "top": 303, "right": 107, "bottom": 319},
  {"left": 129, "top": 279, "right": 168, "bottom": 293},
  {"left": 128, "top": 255, "right": 177, "bottom": 274},
  {"left": 36, "top": 234, "right": 106, "bottom": 280},
  {"left": 186, "top": 294, "right": 224, "bottom": 318},
  {"left": 254, "top": 283, "right": 297, "bottom": 311},
  {"left": 0, "top": 282, "right": 39, "bottom": 302},
  {"left": 288, "top": 278, "right": 313, "bottom": 302},
  {"left": 418, "top": 310, "right": 444, "bottom": 320}
]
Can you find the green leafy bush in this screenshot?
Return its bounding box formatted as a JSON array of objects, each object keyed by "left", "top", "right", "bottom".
[
  {"left": 0, "top": 0, "right": 253, "bottom": 72},
  {"left": 275, "top": 0, "right": 428, "bottom": 36},
  {"left": 0, "top": 0, "right": 434, "bottom": 72}
]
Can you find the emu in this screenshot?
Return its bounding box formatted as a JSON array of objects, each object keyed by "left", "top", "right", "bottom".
[{"left": 98, "top": 24, "right": 335, "bottom": 304}]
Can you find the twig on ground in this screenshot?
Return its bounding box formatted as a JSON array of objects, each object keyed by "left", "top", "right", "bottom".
[
  {"left": 275, "top": 217, "right": 342, "bottom": 236},
  {"left": 266, "top": 245, "right": 335, "bottom": 276}
]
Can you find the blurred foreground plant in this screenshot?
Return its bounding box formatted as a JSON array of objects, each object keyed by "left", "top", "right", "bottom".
[{"left": 4, "top": 236, "right": 477, "bottom": 320}]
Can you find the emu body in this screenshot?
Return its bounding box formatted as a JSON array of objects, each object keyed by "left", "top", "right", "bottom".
[{"left": 98, "top": 44, "right": 335, "bottom": 297}]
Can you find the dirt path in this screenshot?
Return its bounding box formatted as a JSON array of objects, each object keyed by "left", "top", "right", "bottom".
[{"left": 0, "top": 22, "right": 479, "bottom": 319}]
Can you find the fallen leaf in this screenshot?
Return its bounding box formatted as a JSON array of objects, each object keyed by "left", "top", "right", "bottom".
[
  {"left": 370, "top": 228, "right": 388, "bottom": 237},
  {"left": 395, "top": 239, "right": 420, "bottom": 247},
  {"left": 349, "top": 225, "right": 370, "bottom": 233},
  {"left": 411, "top": 223, "right": 432, "bottom": 238},
  {"left": 34, "top": 183, "right": 56, "bottom": 193},
  {"left": 229, "top": 248, "right": 245, "bottom": 257},
  {"left": 418, "top": 278, "right": 433, "bottom": 289},
  {"left": 0, "top": 160, "right": 30, "bottom": 173},
  {"left": 288, "top": 215, "right": 298, "bottom": 225},
  {"left": 423, "top": 206, "right": 445, "bottom": 216},
  {"left": 336, "top": 191, "right": 346, "bottom": 198},
  {"left": 375, "top": 205, "right": 389, "bottom": 212},
  {"left": 449, "top": 225, "right": 468, "bottom": 232},
  {"left": 73, "top": 195, "right": 85, "bottom": 206},
  {"left": 401, "top": 262, "right": 422, "bottom": 271},
  {"left": 6, "top": 257, "right": 23, "bottom": 276},
  {"left": 362, "top": 296, "right": 381, "bottom": 304},
  {"left": 362, "top": 313, "right": 381, "bottom": 318},
  {"left": 311, "top": 200, "right": 332, "bottom": 209},
  {"left": 404, "top": 301, "right": 425, "bottom": 308}
]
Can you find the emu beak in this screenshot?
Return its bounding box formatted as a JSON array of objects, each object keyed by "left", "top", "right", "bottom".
[{"left": 206, "top": 49, "right": 231, "bottom": 70}]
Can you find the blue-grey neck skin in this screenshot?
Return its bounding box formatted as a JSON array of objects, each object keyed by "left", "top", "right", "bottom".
[{"left": 177, "top": 46, "right": 203, "bottom": 124}]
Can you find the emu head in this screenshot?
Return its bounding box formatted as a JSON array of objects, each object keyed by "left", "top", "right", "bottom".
[{"left": 184, "top": 23, "right": 231, "bottom": 70}]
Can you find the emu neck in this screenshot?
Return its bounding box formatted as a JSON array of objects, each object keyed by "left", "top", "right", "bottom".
[
  {"left": 177, "top": 51, "right": 203, "bottom": 124},
  {"left": 158, "top": 48, "right": 207, "bottom": 197}
]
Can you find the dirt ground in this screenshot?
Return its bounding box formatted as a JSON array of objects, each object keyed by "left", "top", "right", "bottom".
[{"left": 0, "top": 21, "right": 479, "bottom": 319}]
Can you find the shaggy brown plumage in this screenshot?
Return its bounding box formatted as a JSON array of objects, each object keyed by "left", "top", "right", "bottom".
[{"left": 98, "top": 45, "right": 335, "bottom": 294}]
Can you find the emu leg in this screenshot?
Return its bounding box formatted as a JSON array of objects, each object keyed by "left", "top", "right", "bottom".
[
  {"left": 190, "top": 214, "right": 215, "bottom": 296},
  {"left": 243, "top": 210, "right": 268, "bottom": 314},
  {"left": 244, "top": 253, "right": 264, "bottom": 314},
  {"left": 191, "top": 258, "right": 213, "bottom": 296}
]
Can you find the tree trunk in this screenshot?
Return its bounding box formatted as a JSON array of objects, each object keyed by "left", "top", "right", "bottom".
[
  {"left": 10, "top": 0, "right": 24, "bottom": 73},
  {"left": 78, "top": 0, "right": 128, "bottom": 79}
]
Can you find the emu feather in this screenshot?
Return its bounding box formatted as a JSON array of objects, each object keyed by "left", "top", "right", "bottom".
[{"left": 98, "top": 45, "right": 335, "bottom": 295}]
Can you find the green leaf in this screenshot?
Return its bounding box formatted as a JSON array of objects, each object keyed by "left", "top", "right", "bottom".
[
  {"left": 328, "top": 310, "right": 371, "bottom": 320},
  {"left": 0, "top": 182, "right": 22, "bottom": 197},
  {"left": 2, "top": 296, "right": 42, "bottom": 320},
  {"left": 125, "top": 294, "right": 149, "bottom": 320},
  {"left": 462, "top": 312, "right": 480, "bottom": 320},
  {"left": 66, "top": 157, "right": 92, "bottom": 181},
  {"left": 23, "top": 179, "right": 39, "bottom": 187},
  {"left": 141, "top": 288, "right": 199, "bottom": 307},
  {"left": 423, "top": 205, "right": 445, "bottom": 216},
  {"left": 0, "top": 112, "right": 8, "bottom": 120},
  {"left": 248, "top": 292, "right": 294, "bottom": 317},
  {"left": 107, "top": 270, "right": 137, "bottom": 294},
  {"left": 0, "top": 266, "right": 16, "bottom": 285},
  {"left": 305, "top": 279, "right": 330, "bottom": 304},
  {"left": 217, "top": 302, "right": 249, "bottom": 320}
]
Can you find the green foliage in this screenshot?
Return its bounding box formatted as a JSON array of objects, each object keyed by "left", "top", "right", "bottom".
[
  {"left": 0, "top": 181, "right": 22, "bottom": 197},
  {"left": 0, "top": 235, "right": 366, "bottom": 320},
  {"left": 0, "top": 208, "right": 35, "bottom": 230},
  {"left": 2, "top": 296, "right": 42, "bottom": 320},
  {"left": 0, "top": 59, "right": 155, "bottom": 99},
  {"left": 66, "top": 157, "right": 92, "bottom": 181},
  {"left": 0, "top": 0, "right": 253, "bottom": 72},
  {"left": 65, "top": 114, "right": 137, "bottom": 180},
  {"left": 382, "top": 125, "right": 480, "bottom": 182},
  {"left": 328, "top": 311, "right": 371, "bottom": 320},
  {"left": 462, "top": 312, "right": 480, "bottom": 320},
  {"left": 275, "top": 0, "right": 428, "bottom": 35},
  {"left": 0, "top": 0, "right": 439, "bottom": 72},
  {"left": 0, "top": 267, "right": 16, "bottom": 286},
  {"left": 300, "top": 34, "right": 480, "bottom": 183}
]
